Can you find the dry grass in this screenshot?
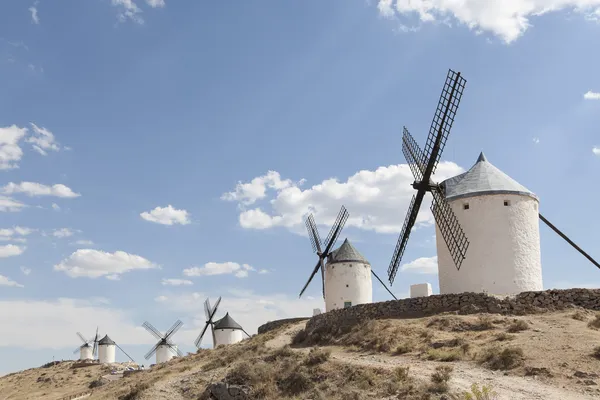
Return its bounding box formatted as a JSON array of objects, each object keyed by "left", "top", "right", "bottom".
[
  {"left": 454, "top": 383, "right": 499, "bottom": 400},
  {"left": 506, "top": 319, "right": 529, "bottom": 333},
  {"left": 587, "top": 314, "right": 600, "bottom": 330},
  {"left": 571, "top": 311, "right": 589, "bottom": 321},
  {"left": 493, "top": 332, "right": 515, "bottom": 342},
  {"left": 479, "top": 346, "right": 524, "bottom": 370},
  {"left": 429, "top": 365, "right": 453, "bottom": 393}
]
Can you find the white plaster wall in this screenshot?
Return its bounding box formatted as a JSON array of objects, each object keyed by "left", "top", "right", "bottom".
[
  {"left": 98, "top": 345, "right": 115, "bottom": 364},
  {"left": 156, "top": 344, "right": 175, "bottom": 363},
  {"left": 214, "top": 329, "right": 243, "bottom": 347},
  {"left": 410, "top": 283, "right": 433, "bottom": 298},
  {"left": 324, "top": 261, "right": 372, "bottom": 312},
  {"left": 436, "top": 193, "right": 543, "bottom": 295},
  {"left": 79, "top": 346, "right": 93, "bottom": 360}
]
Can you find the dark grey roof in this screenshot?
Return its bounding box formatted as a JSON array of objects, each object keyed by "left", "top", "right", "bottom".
[
  {"left": 213, "top": 313, "right": 243, "bottom": 330},
  {"left": 98, "top": 335, "right": 115, "bottom": 345},
  {"left": 80, "top": 343, "right": 91, "bottom": 348},
  {"left": 327, "top": 239, "right": 369, "bottom": 264},
  {"left": 441, "top": 152, "right": 537, "bottom": 201}
]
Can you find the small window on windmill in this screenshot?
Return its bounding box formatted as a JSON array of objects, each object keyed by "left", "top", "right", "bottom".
[
  {"left": 463, "top": 203, "right": 469, "bottom": 210},
  {"left": 344, "top": 301, "right": 352, "bottom": 308},
  {"left": 346, "top": 284, "right": 349, "bottom": 288},
  {"left": 504, "top": 200, "right": 511, "bottom": 207}
]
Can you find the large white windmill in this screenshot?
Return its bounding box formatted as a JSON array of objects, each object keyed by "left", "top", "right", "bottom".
[
  {"left": 73, "top": 328, "right": 99, "bottom": 361},
  {"left": 142, "top": 319, "right": 184, "bottom": 364},
  {"left": 97, "top": 334, "right": 135, "bottom": 364},
  {"left": 195, "top": 297, "right": 250, "bottom": 349}
]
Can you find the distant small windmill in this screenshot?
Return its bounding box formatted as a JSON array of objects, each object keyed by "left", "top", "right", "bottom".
[
  {"left": 142, "top": 320, "right": 184, "bottom": 364},
  {"left": 388, "top": 69, "right": 469, "bottom": 285},
  {"left": 195, "top": 297, "right": 250, "bottom": 348},
  {"left": 73, "top": 327, "right": 99, "bottom": 361}
]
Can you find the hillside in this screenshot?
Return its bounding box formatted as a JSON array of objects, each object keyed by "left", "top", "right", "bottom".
[{"left": 2, "top": 308, "right": 600, "bottom": 399}]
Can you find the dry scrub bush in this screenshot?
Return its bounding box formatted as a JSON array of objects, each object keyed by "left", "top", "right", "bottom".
[
  {"left": 427, "top": 315, "right": 496, "bottom": 332},
  {"left": 479, "top": 346, "right": 524, "bottom": 370},
  {"left": 429, "top": 365, "right": 453, "bottom": 393},
  {"left": 454, "top": 383, "right": 499, "bottom": 400},
  {"left": 587, "top": 315, "right": 600, "bottom": 330},
  {"left": 305, "top": 347, "right": 331, "bottom": 366},
  {"left": 592, "top": 346, "right": 600, "bottom": 360},
  {"left": 425, "top": 348, "right": 464, "bottom": 362},
  {"left": 493, "top": 332, "right": 515, "bottom": 342},
  {"left": 571, "top": 311, "right": 588, "bottom": 322},
  {"left": 394, "top": 342, "right": 415, "bottom": 355},
  {"left": 118, "top": 382, "right": 150, "bottom": 400},
  {"left": 506, "top": 319, "right": 529, "bottom": 333}
]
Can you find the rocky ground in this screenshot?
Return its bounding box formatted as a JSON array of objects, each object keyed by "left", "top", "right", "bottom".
[{"left": 2, "top": 309, "right": 600, "bottom": 399}]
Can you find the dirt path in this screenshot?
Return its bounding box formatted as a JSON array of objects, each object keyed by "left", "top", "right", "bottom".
[{"left": 267, "top": 322, "right": 600, "bottom": 400}]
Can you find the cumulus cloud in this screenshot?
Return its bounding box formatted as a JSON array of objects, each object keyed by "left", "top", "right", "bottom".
[
  {"left": 183, "top": 262, "right": 256, "bottom": 278},
  {"left": 112, "top": 0, "right": 166, "bottom": 23},
  {"left": 377, "top": 0, "right": 600, "bottom": 43},
  {"left": 222, "top": 163, "right": 463, "bottom": 234},
  {"left": 26, "top": 123, "right": 61, "bottom": 155},
  {"left": 0, "top": 244, "right": 25, "bottom": 258},
  {"left": 54, "top": 249, "right": 159, "bottom": 279},
  {"left": 0, "top": 275, "right": 24, "bottom": 288},
  {"left": 53, "top": 228, "right": 75, "bottom": 238},
  {"left": 161, "top": 278, "right": 193, "bottom": 286},
  {"left": 593, "top": 146, "right": 600, "bottom": 156},
  {"left": 72, "top": 239, "right": 94, "bottom": 246},
  {"left": 584, "top": 91, "right": 600, "bottom": 100},
  {"left": 2, "top": 182, "right": 80, "bottom": 198},
  {"left": 401, "top": 256, "right": 438, "bottom": 274},
  {"left": 0, "top": 125, "right": 27, "bottom": 170},
  {"left": 140, "top": 205, "right": 190, "bottom": 225},
  {"left": 146, "top": 0, "right": 165, "bottom": 7},
  {"left": 0, "top": 226, "right": 34, "bottom": 240},
  {"left": 0, "top": 196, "right": 25, "bottom": 212}
]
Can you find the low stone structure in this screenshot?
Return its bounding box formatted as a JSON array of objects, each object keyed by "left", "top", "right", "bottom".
[
  {"left": 257, "top": 317, "right": 310, "bottom": 335},
  {"left": 304, "top": 288, "right": 600, "bottom": 334}
]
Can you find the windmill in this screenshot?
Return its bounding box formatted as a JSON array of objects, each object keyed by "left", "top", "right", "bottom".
[
  {"left": 142, "top": 320, "right": 184, "bottom": 364},
  {"left": 301, "top": 206, "right": 398, "bottom": 309},
  {"left": 97, "top": 334, "right": 136, "bottom": 364},
  {"left": 388, "top": 69, "right": 469, "bottom": 285},
  {"left": 73, "top": 327, "right": 99, "bottom": 361},
  {"left": 195, "top": 297, "right": 250, "bottom": 348}
]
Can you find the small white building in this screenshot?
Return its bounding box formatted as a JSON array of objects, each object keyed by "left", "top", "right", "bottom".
[
  {"left": 324, "top": 239, "right": 372, "bottom": 312},
  {"left": 156, "top": 341, "right": 177, "bottom": 364},
  {"left": 213, "top": 313, "right": 245, "bottom": 347},
  {"left": 79, "top": 343, "right": 93, "bottom": 360},
  {"left": 98, "top": 335, "right": 116, "bottom": 364},
  {"left": 436, "top": 152, "right": 543, "bottom": 295},
  {"left": 410, "top": 283, "right": 433, "bottom": 298}
]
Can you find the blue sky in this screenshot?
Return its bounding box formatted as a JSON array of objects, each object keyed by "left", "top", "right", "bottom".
[{"left": 0, "top": 0, "right": 599, "bottom": 374}]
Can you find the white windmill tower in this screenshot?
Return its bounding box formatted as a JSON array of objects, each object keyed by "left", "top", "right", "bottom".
[
  {"left": 195, "top": 297, "right": 250, "bottom": 349},
  {"left": 142, "top": 320, "right": 183, "bottom": 364},
  {"left": 97, "top": 334, "right": 135, "bottom": 364},
  {"left": 73, "top": 328, "right": 99, "bottom": 361},
  {"left": 299, "top": 206, "right": 397, "bottom": 312}
]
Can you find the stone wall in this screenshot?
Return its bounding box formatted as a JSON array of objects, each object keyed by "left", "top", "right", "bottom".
[
  {"left": 257, "top": 317, "right": 310, "bottom": 335},
  {"left": 304, "top": 288, "right": 600, "bottom": 334}
]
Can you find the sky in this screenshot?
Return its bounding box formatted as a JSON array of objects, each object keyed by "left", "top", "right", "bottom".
[{"left": 0, "top": 0, "right": 599, "bottom": 375}]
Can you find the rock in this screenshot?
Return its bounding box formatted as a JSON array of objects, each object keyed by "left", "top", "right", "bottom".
[
  {"left": 200, "top": 382, "right": 250, "bottom": 400},
  {"left": 574, "top": 371, "right": 600, "bottom": 379},
  {"left": 584, "top": 380, "right": 598, "bottom": 386}
]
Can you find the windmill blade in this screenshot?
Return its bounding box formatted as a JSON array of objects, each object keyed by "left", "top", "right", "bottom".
[
  {"left": 323, "top": 206, "right": 349, "bottom": 255},
  {"left": 211, "top": 322, "right": 217, "bottom": 348},
  {"left": 402, "top": 126, "right": 426, "bottom": 182},
  {"left": 115, "top": 343, "right": 135, "bottom": 363},
  {"left": 211, "top": 297, "right": 222, "bottom": 317},
  {"left": 388, "top": 191, "right": 426, "bottom": 284},
  {"left": 241, "top": 329, "right": 252, "bottom": 338},
  {"left": 320, "top": 257, "right": 325, "bottom": 299},
  {"left": 194, "top": 321, "right": 211, "bottom": 348},
  {"left": 305, "top": 214, "right": 323, "bottom": 253},
  {"left": 73, "top": 347, "right": 82, "bottom": 354},
  {"left": 539, "top": 213, "right": 600, "bottom": 270},
  {"left": 299, "top": 258, "right": 322, "bottom": 298},
  {"left": 76, "top": 332, "right": 88, "bottom": 345},
  {"left": 431, "top": 186, "right": 469, "bottom": 270},
  {"left": 371, "top": 270, "right": 398, "bottom": 300},
  {"left": 164, "top": 320, "right": 183, "bottom": 340},
  {"left": 168, "top": 343, "right": 184, "bottom": 357},
  {"left": 93, "top": 342, "right": 98, "bottom": 358},
  {"left": 142, "top": 321, "right": 163, "bottom": 341},
  {"left": 204, "top": 298, "right": 211, "bottom": 321},
  {"left": 144, "top": 341, "right": 161, "bottom": 360},
  {"left": 422, "top": 69, "right": 467, "bottom": 176}
]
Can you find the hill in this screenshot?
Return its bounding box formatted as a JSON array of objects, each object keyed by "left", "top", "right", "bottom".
[{"left": 2, "top": 308, "right": 600, "bottom": 399}]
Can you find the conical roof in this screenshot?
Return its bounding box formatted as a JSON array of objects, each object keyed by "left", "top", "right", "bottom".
[
  {"left": 327, "top": 239, "right": 370, "bottom": 264},
  {"left": 441, "top": 152, "right": 537, "bottom": 201},
  {"left": 213, "top": 313, "right": 243, "bottom": 330},
  {"left": 98, "top": 335, "right": 115, "bottom": 345}
]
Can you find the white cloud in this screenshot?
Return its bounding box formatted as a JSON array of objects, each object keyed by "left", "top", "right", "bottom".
[
  {"left": 0, "top": 125, "right": 27, "bottom": 170},
  {"left": 377, "top": 0, "right": 600, "bottom": 43},
  {"left": 112, "top": 0, "right": 143, "bottom": 23},
  {"left": 155, "top": 295, "right": 168, "bottom": 302},
  {"left": 0, "top": 244, "right": 25, "bottom": 258},
  {"left": 258, "top": 269, "right": 270, "bottom": 274},
  {"left": 223, "top": 162, "right": 463, "bottom": 234},
  {"left": 183, "top": 262, "right": 256, "bottom": 278},
  {"left": 401, "top": 256, "right": 438, "bottom": 274},
  {"left": 0, "top": 196, "right": 25, "bottom": 212},
  {"left": 146, "top": 0, "right": 165, "bottom": 7},
  {"left": 593, "top": 146, "right": 600, "bottom": 156},
  {"left": 20, "top": 266, "right": 31, "bottom": 276},
  {"left": 54, "top": 249, "right": 159, "bottom": 279},
  {"left": 2, "top": 182, "right": 80, "bottom": 198},
  {"left": 72, "top": 239, "right": 94, "bottom": 246},
  {"left": 26, "top": 123, "right": 61, "bottom": 155},
  {"left": 53, "top": 228, "right": 74, "bottom": 238},
  {"left": 0, "top": 275, "right": 24, "bottom": 288},
  {"left": 0, "top": 298, "right": 157, "bottom": 349},
  {"left": 28, "top": 2, "right": 39, "bottom": 24},
  {"left": 51, "top": 203, "right": 60, "bottom": 211},
  {"left": 161, "top": 278, "right": 193, "bottom": 286},
  {"left": 0, "top": 226, "right": 34, "bottom": 238},
  {"left": 532, "top": 137, "right": 540, "bottom": 144},
  {"left": 584, "top": 91, "right": 600, "bottom": 100},
  {"left": 140, "top": 205, "right": 190, "bottom": 226}
]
